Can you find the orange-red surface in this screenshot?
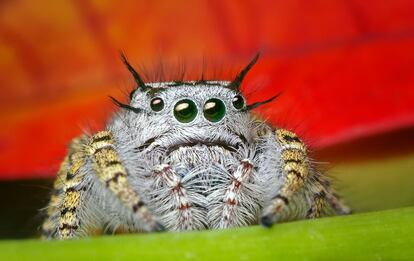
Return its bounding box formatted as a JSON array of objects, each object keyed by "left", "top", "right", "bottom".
[{"left": 1, "top": 0, "right": 414, "bottom": 180}]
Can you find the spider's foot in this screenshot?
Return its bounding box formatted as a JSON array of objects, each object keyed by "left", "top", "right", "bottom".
[
  {"left": 260, "top": 195, "right": 288, "bottom": 228},
  {"left": 152, "top": 221, "right": 166, "bottom": 232}
]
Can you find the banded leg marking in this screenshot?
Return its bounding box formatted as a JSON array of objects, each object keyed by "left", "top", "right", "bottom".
[
  {"left": 306, "top": 189, "right": 326, "bottom": 218},
  {"left": 261, "top": 129, "right": 309, "bottom": 226},
  {"left": 220, "top": 159, "right": 254, "bottom": 228},
  {"left": 88, "top": 131, "right": 164, "bottom": 232},
  {"left": 41, "top": 155, "right": 69, "bottom": 238},
  {"left": 58, "top": 140, "right": 87, "bottom": 239},
  {"left": 152, "top": 165, "right": 193, "bottom": 230},
  {"left": 326, "top": 192, "right": 351, "bottom": 215},
  {"left": 41, "top": 136, "right": 85, "bottom": 239}
]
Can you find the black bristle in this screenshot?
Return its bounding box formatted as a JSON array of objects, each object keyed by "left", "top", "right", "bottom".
[
  {"left": 228, "top": 53, "right": 260, "bottom": 91},
  {"left": 244, "top": 92, "right": 281, "bottom": 111},
  {"left": 109, "top": 96, "right": 142, "bottom": 114},
  {"left": 119, "top": 51, "right": 149, "bottom": 93}
]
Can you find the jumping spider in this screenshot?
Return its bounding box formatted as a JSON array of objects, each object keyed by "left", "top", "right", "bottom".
[{"left": 41, "top": 54, "right": 350, "bottom": 239}]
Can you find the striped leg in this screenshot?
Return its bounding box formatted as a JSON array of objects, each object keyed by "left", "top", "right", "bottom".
[
  {"left": 306, "top": 180, "right": 351, "bottom": 218},
  {"left": 326, "top": 193, "right": 352, "bottom": 215},
  {"left": 306, "top": 186, "right": 326, "bottom": 218},
  {"left": 58, "top": 137, "right": 88, "bottom": 239},
  {"left": 325, "top": 190, "right": 351, "bottom": 215},
  {"left": 41, "top": 155, "right": 69, "bottom": 238},
  {"left": 41, "top": 136, "right": 85, "bottom": 239},
  {"left": 87, "top": 131, "right": 164, "bottom": 232},
  {"left": 261, "top": 129, "right": 310, "bottom": 227},
  {"left": 220, "top": 159, "right": 254, "bottom": 228},
  {"left": 152, "top": 164, "right": 193, "bottom": 230}
]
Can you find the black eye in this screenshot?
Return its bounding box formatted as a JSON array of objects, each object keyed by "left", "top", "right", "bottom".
[
  {"left": 203, "top": 98, "right": 226, "bottom": 122},
  {"left": 150, "top": 97, "right": 164, "bottom": 112},
  {"left": 174, "top": 99, "right": 197, "bottom": 123},
  {"left": 232, "top": 95, "right": 245, "bottom": 110}
]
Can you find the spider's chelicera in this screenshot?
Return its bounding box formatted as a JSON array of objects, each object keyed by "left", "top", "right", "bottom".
[{"left": 41, "top": 53, "right": 350, "bottom": 239}]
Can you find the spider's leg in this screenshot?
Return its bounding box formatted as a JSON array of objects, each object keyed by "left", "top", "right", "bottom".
[
  {"left": 41, "top": 155, "right": 69, "bottom": 238},
  {"left": 152, "top": 165, "right": 194, "bottom": 230},
  {"left": 87, "top": 131, "right": 164, "bottom": 232},
  {"left": 260, "top": 129, "right": 310, "bottom": 227},
  {"left": 307, "top": 176, "right": 351, "bottom": 218},
  {"left": 58, "top": 137, "right": 89, "bottom": 239},
  {"left": 41, "top": 136, "right": 85, "bottom": 239},
  {"left": 306, "top": 182, "right": 327, "bottom": 219},
  {"left": 323, "top": 182, "right": 351, "bottom": 215},
  {"left": 218, "top": 159, "right": 253, "bottom": 228}
]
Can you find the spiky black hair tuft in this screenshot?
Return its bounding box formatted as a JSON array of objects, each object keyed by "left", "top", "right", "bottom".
[
  {"left": 244, "top": 92, "right": 281, "bottom": 111},
  {"left": 227, "top": 53, "right": 260, "bottom": 91},
  {"left": 109, "top": 96, "right": 143, "bottom": 114}
]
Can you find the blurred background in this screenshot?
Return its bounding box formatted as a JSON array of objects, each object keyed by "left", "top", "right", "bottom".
[{"left": 0, "top": 0, "right": 413, "bottom": 238}]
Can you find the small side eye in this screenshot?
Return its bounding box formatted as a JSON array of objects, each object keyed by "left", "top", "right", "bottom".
[
  {"left": 232, "top": 95, "right": 245, "bottom": 110},
  {"left": 150, "top": 97, "right": 164, "bottom": 112},
  {"left": 174, "top": 99, "right": 197, "bottom": 123},
  {"left": 203, "top": 98, "right": 225, "bottom": 122}
]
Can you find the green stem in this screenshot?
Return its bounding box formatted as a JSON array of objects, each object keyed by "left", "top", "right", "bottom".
[{"left": 1, "top": 207, "right": 413, "bottom": 261}]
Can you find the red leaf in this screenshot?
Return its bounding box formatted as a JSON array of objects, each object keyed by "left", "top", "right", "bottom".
[{"left": 0, "top": 0, "right": 413, "bottom": 179}]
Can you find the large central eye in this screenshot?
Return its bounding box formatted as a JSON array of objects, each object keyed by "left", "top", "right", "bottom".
[
  {"left": 203, "top": 98, "right": 225, "bottom": 122},
  {"left": 174, "top": 99, "right": 197, "bottom": 123}
]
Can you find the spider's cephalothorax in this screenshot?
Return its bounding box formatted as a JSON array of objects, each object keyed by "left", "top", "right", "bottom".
[{"left": 41, "top": 54, "right": 350, "bottom": 239}]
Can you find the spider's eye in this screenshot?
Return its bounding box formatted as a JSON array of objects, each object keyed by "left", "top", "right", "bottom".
[
  {"left": 150, "top": 97, "right": 164, "bottom": 112},
  {"left": 203, "top": 98, "right": 226, "bottom": 122},
  {"left": 232, "top": 95, "right": 245, "bottom": 110},
  {"left": 174, "top": 99, "right": 197, "bottom": 123}
]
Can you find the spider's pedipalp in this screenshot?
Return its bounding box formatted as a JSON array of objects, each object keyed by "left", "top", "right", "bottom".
[
  {"left": 88, "top": 131, "right": 164, "bottom": 232},
  {"left": 220, "top": 159, "right": 255, "bottom": 228},
  {"left": 206, "top": 158, "right": 261, "bottom": 229},
  {"left": 150, "top": 164, "right": 201, "bottom": 230}
]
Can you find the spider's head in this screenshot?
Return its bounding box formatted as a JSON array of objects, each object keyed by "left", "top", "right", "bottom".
[{"left": 112, "top": 54, "right": 277, "bottom": 156}]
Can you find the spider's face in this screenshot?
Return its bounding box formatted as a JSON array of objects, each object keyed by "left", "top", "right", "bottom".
[
  {"left": 129, "top": 81, "right": 252, "bottom": 156},
  {"left": 111, "top": 53, "right": 268, "bottom": 159}
]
